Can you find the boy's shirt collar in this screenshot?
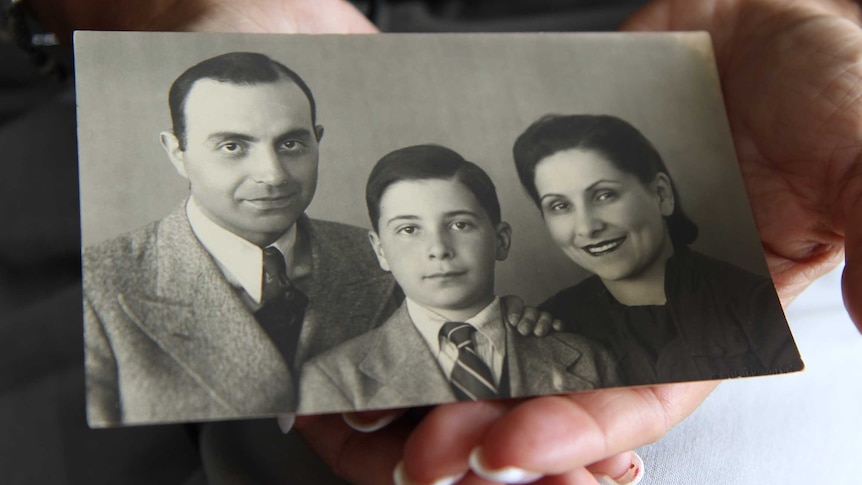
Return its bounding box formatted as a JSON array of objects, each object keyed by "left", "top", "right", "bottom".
[
  {"left": 405, "top": 297, "right": 506, "bottom": 386},
  {"left": 186, "top": 197, "right": 297, "bottom": 305}
]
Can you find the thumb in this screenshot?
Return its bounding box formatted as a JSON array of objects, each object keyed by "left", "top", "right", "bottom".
[
  {"left": 619, "top": 0, "right": 673, "bottom": 31},
  {"left": 276, "top": 0, "right": 380, "bottom": 34}
]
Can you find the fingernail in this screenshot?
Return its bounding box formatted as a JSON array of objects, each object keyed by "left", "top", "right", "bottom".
[
  {"left": 342, "top": 411, "right": 398, "bottom": 432},
  {"left": 393, "top": 460, "right": 465, "bottom": 485},
  {"left": 508, "top": 313, "right": 521, "bottom": 324},
  {"left": 277, "top": 414, "right": 295, "bottom": 434},
  {"left": 468, "top": 447, "right": 543, "bottom": 484},
  {"left": 594, "top": 452, "right": 645, "bottom": 485}
]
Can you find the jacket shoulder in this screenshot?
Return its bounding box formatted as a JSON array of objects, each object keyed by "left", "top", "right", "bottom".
[
  {"left": 306, "top": 319, "right": 384, "bottom": 373},
  {"left": 82, "top": 220, "right": 161, "bottom": 294},
  {"left": 307, "top": 218, "right": 384, "bottom": 274},
  {"left": 307, "top": 218, "right": 370, "bottom": 247},
  {"left": 303, "top": 303, "right": 410, "bottom": 379},
  {"left": 513, "top": 328, "right": 595, "bottom": 354},
  {"left": 547, "top": 331, "right": 607, "bottom": 355}
]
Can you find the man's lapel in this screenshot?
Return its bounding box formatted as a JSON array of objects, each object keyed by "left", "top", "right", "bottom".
[
  {"left": 357, "top": 305, "right": 455, "bottom": 408},
  {"left": 118, "top": 207, "right": 295, "bottom": 414},
  {"left": 296, "top": 218, "right": 399, "bottom": 364},
  {"left": 506, "top": 328, "right": 596, "bottom": 396}
]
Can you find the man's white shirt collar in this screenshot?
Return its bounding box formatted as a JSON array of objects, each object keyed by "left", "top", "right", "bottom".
[{"left": 186, "top": 197, "right": 296, "bottom": 304}]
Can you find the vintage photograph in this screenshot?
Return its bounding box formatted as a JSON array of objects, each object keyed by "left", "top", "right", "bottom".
[{"left": 75, "top": 31, "right": 802, "bottom": 427}]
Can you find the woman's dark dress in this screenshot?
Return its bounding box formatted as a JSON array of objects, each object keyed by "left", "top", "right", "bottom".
[{"left": 541, "top": 248, "right": 803, "bottom": 385}]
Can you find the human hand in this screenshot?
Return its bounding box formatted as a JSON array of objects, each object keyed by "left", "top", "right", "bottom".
[
  {"left": 295, "top": 384, "right": 708, "bottom": 484},
  {"left": 501, "top": 295, "right": 564, "bottom": 337},
  {"left": 27, "top": 0, "right": 378, "bottom": 42}
]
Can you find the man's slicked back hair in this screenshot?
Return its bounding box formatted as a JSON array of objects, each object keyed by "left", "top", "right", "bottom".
[
  {"left": 366, "top": 144, "right": 502, "bottom": 232},
  {"left": 168, "top": 51, "right": 317, "bottom": 150}
]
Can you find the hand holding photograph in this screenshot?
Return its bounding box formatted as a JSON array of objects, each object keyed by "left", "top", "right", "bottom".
[{"left": 75, "top": 31, "right": 802, "bottom": 427}]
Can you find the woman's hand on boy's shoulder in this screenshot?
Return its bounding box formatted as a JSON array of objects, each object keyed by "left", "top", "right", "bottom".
[{"left": 501, "top": 295, "right": 564, "bottom": 337}]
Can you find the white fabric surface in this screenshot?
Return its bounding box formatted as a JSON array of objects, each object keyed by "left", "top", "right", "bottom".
[{"left": 638, "top": 263, "right": 862, "bottom": 484}]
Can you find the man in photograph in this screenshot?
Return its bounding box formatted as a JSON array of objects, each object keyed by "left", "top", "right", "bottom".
[{"left": 82, "top": 52, "right": 400, "bottom": 426}]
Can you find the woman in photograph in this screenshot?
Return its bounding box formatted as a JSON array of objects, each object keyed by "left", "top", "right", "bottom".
[{"left": 513, "top": 114, "right": 802, "bottom": 384}]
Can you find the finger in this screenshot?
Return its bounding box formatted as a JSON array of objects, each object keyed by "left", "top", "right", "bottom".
[
  {"left": 501, "top": 295, "right": 525, "bottom": 327},
  {"left": 400, "top": 400, "right": 511, "bottom": 485},
  {"left": 552, "top": 319, "right": 564, "bottom": 332},
  {"left": 279, "top": 0, "right": 380, "bottom": 34},
  {"left": 843, "top": 267, "right": 862, "bottom": 333},
  {"left": 343, "top": 408, "right": 405, "bottom": 432},
  {"left": 292, "top": 414, "right": 321, "bottom": 429},
  {"left": 394, "top": 463, "right": 499, "bottom": 485},
  {"left": 393, "top": 460, "right": 464, "bottom": 485},
  {"left": 469, "top": 447, "right": 543, "bottom": 484},
  {"left": 296, "top": 412, "right": 410, "bottom": 485},
  {"left": 619, "top": 0, "right": 727, "bottom": 33},
  {"left": 843, "top": 184, "right": 862, "bottom": 333},
  {"left": 163, "top": 0, "right": 379, "bottom": 36},
  {"left": 471, "top": 382, "right": 717, "bottom": 477},
  {"left": 469, "top": 461, "right": 604, "bottom": 485},
  {"left": 533, "top": 312, "right": 555, "bottom": 337},
  {"left": 516, "top": 307, "right": 540, "bottom": 336},
  {"left": 618, "top": 0, "right": 673, "bottom": 31},
  {"left": 537, "top": 467, "right": 600, "bottom": 485},
  {"left": 588, "top": 451, "right": 644, "bottom": 485}
]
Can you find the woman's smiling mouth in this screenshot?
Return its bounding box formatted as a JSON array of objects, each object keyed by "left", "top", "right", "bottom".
[{"left": 582, "top": 236, "right": 626, "bottom": 256}]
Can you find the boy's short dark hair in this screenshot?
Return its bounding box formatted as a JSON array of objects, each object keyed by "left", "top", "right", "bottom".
[{"left": 366, "top": 144, "right": 501, "bottom": 232}]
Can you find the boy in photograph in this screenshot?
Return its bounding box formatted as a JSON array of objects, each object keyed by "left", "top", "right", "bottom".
[{"left": 299, "top": 144, "right": 620, "bottom": 413}]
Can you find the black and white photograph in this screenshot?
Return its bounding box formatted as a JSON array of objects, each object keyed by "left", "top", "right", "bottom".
[{"left": 75, "top": 31, "right": 802, "bottom": 427}]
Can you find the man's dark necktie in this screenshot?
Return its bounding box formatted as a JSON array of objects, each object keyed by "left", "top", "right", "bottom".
[
  {"left": 439, "top": 321, "right": 498, "bottom": 400},
  {"left": 254, "top": 246, "right": 308, "bottom": 372}
]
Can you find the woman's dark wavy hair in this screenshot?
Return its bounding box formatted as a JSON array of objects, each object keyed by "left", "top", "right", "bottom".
[{"left": 512, "top": 114, "right": 698, "bottom": 247}]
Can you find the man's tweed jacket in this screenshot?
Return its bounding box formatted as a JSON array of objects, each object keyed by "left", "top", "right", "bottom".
[{"left": 83, "top": 205, "right": 399, "bottom": 426}]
